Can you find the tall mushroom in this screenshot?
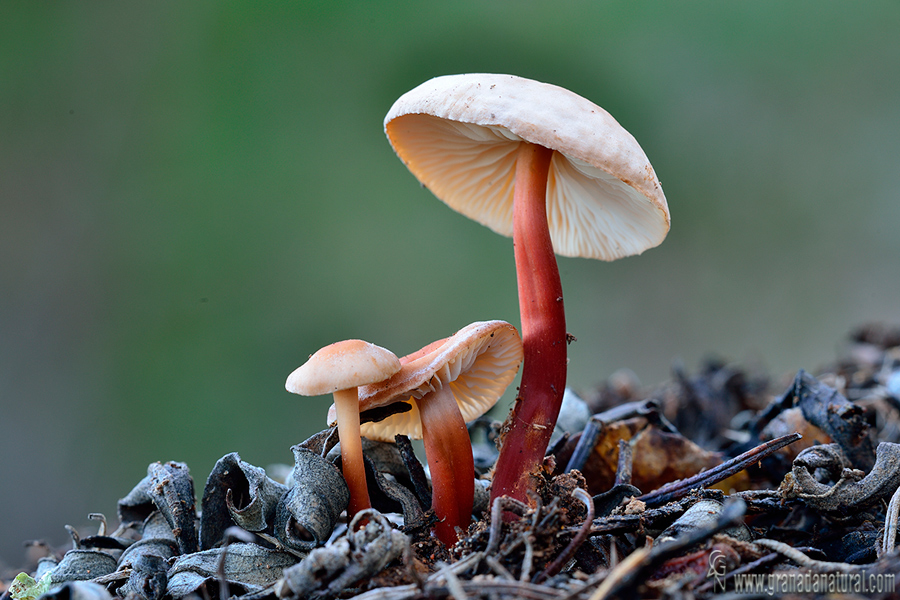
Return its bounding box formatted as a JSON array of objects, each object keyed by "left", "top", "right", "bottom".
[
  {"left": 285, "top": 339, "right": 401, "bottom": 519},
  {"left": 328, "top": 320, "right": 523, "bottom": 546},
  {"left": 384, "top": 74, "right": 670, "bottom": 505}
]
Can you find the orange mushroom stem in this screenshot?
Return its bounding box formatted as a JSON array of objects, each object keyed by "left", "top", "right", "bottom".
[
  {"left": 417, "top": 384, "right": 476, "bottom": 546},
  {"left": 332, "top": 387, "right": 372, "bottom": 517},
  {"left": 491, "top": 142, "right": 568, "bottom": 505}
]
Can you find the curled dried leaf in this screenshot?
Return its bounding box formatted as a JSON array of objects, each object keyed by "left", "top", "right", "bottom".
[
  {"left": 274, "top": 510, "right": 408, "bottom": 599},
  {"left": 273, "top": 446, "right": 349, "bottom": 551},
  {"left": 199, "top": 452, "right": 287, "bottom": 549},
  {"left": 117, "top": 462, "right": 198, "bottom": 556},
  {"left": 785, "top": 442, "right": 900, "bottom": 511},
  {"left": 781, "top": 370, "right": 875, "bottom": 470}
]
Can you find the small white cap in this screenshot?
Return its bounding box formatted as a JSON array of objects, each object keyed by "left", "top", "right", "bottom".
[
  {"left": 328, "top": 321, "right": 523, "bottom": 441},
  {"left": 385, "top": 73, "right": 670, "bottom": 260},
  {"left": 286, "top": 339, "right": 401, "bottom": 396}
]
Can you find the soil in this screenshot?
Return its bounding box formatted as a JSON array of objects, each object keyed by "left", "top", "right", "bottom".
[{"left": 4, "top": 323, "right": 900, "bottom": 599}]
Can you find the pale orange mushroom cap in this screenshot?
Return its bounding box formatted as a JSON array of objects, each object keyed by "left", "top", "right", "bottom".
[
  {"left": 286, "top": 339, "right": 401, "bottom": 396},
  {"left": 327, "top": 321, "right": 524, "bottom": 440},
  {"left": 384, "top": 73, "right": 671, "bottom": 260}
]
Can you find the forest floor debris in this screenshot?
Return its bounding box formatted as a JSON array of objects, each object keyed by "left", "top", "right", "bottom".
[{"left": 4, "top": 324, "right": 900, "bottom": 599}]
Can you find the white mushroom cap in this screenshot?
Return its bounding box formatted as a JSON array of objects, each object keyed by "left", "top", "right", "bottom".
[
  {"left": 327, "top": 321, "right": 524, "bottom": 442},
  {"left": 286, "top": 339, "right": 401, "bottom": 397},
  {"left": 384, "top": 73, "right": 670, "bottom": 260}
]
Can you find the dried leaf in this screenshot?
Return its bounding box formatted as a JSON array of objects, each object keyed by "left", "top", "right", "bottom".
[
  {"left": 274, "top": 510, "right": 408, "bottom": 599},
  {"left": 782, "top": 369, "right": 876, "bottom": 470},
  {"left": 45, "top": 550, "right": 118, "bottom": 585},
  {"left": 273, "top": 445, "right": 349, "bottom": 551},
  {"left": 166, "top": 543, "right": 297, "bottom": 599},
  {"left": 117, "top": 462, "right": 198, "bottom": 555},
  {"left": 199, "top": 452, "right": 287, "bottom": 549},
  {"left": 759, "top": 407, "right": 831, "bottom": 462},
  {"left": 785, "top": 441, "right": 900, "bottom": 510}
]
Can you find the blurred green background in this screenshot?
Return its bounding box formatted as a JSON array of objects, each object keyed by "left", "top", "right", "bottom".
[{"left": 2, "top": 1, "right": 899, "bottom": 565}]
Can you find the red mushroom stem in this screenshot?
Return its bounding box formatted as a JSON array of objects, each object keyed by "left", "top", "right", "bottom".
[
  {"left": 490, "top": 142, "right": 567, "bottom": 506},
  {"left": 332, "top": 387, "right": 372, "bottom": 517},
  {"left": 418, "top": 384, "right": 476, "bottom": 547}
]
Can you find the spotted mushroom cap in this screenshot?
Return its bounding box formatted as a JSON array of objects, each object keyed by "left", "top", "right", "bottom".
[
  {"left": 327, "top": 321, "right": 523, "bottom": 442},
  {"left": 384, "top": 73, "right": 670, "bottom": 260},
  {"left": 286, "top": 339, "right": 401, "bottom": 397}
]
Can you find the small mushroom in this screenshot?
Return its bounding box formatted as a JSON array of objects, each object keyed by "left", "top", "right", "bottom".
[
  {"left": 286, "top": 340, "right": 401, "bottom": 518},
  {"left": 330, "top": 320, "right": 523, "bottom": 546},
  {"left": 385, "top": 74, "right": 670, "bottom": 505}
]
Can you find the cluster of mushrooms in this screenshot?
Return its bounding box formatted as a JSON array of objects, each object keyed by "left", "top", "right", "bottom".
[{"left": 285, "top": 73, "right": 671, "bottom": 548}]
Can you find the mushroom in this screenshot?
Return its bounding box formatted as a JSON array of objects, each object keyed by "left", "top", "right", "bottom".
[
  {"left": 285, "top": 339, "right": 401, "bottom": 518},
  {"left": 328, "top": 320, "right": 523, "bottom": 546},
  {"left": 384, "top": 74, "right": 670, "bottom": 505}
]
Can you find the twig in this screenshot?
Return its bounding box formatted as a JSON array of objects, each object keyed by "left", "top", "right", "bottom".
[
  {"left": 638, "top": 433, "right": 801, "bottom": 506},
  {"left": 87, "top": 513, "right": 107, "bottom": 537},
  {"left": 556, "top": 567, "right": 609, "bottom": 600},
  {"left": 436, "top": 561, "right": 468, "bottom": 600},
  {"left": 565, "top": 416, "right": 604, "bottom": 473},
  {"left": 430, "top": 580, "right": 566, "bottom": 600},
  {"left": 614, "top": 439, "right": 633, "bottom": 486},
  {"left": 486, "top": 496, "right": 529, "bottom": 555},
  {"left": 562, "top": 497, "right": 685, "bottom": 536},
  {"left": 401, "top": 534, "right": 426, "bottom": 591},
  {"left": 536, "top": 498, "right": 560, "bottom": 531},
  {"left": 431, "top": 551, "right": 484, "bottom": 582},
  {"left": 484, "top": 554, "right": 515, "bottom": 580},
  {"left": 347, "top": 583, "right": 418, "bottom": 600},
  {"left": 253, "top": 532, "right": 308, "bottom": 560},
  {"left": 519, "top": 535, "right": 534, "bottom": 582},
  {"left": 348, "top": 552, "right": 488, "bottom": 599},
  {"left": 587, "top": 546, "right": 651, "bottom": 600},
  {"left": 754, "top": 538, "right": 866, "bottom": 573},
  {"left": 499, "top": 535, "right": 525, "bottom": 559},
  {"left": 528, "top": 491, "right": 544, "bottom": 528},
  {"left": 64, "top": 524, "right": 81, "bottom": 549},
  {"left": 534, "top": 488, "right": 594, "bottom": 583},
  {"left": 733, "top": 489, "right": 793, "bottom": 513}
]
